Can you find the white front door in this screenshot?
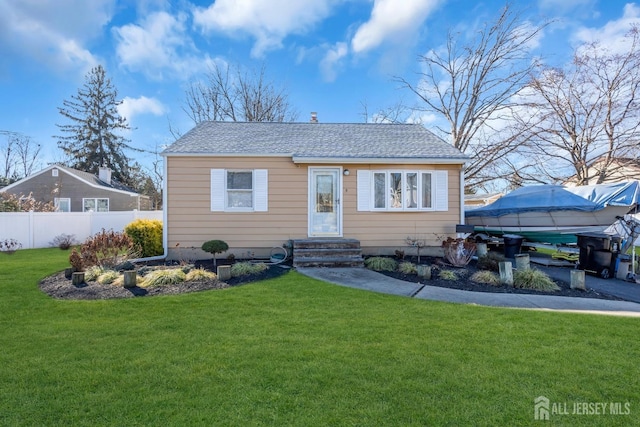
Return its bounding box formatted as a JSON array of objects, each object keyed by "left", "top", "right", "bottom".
[{"left": 309, "top": 167, "right": 342, "bottom": 237}]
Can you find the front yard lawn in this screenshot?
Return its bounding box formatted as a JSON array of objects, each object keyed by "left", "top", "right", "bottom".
[{"left": 0, "top": 248, "right": 638, "bottom": 426}]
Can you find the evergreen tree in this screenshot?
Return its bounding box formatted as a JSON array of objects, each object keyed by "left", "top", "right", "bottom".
[{"left": 56, "top": 65, "right": 137, "bottom": 185}]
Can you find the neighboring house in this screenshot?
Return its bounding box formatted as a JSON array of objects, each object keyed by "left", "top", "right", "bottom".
[
  {"left": 161, "top": 121, "right": 469, "bottom": 260},
  {"left": 564, "top": 157, "right": 640, "bottom": 186},
  {"left": 464, "top": 192, "right": 503, "bottom": 210},
  {"left": 1, "top": 165, "right": 151, "bottom": 212}
]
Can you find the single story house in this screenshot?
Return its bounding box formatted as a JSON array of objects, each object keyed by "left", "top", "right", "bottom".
[
  {"left": 161, "top": 120, "right": 469, "bottom": 263},
  {"left": 1, "top": 164, "right": 151, "bottom": 212}
]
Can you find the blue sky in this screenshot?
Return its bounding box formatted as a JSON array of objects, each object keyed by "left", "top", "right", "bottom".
[{"left": 0, "top": 0, "right": 638, "bottom": 173}]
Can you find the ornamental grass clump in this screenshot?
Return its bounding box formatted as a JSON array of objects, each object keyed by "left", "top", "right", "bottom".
[
  {"left": 97, "top": 270, "right": 120, "bottom": 285},
  {"left": 140, "top": 269, "right": 186, "bottom": 288},
  {"left": 438, "top": 269, "right": 458, "bottom": 281},
  {"left": 185, "top": 268, "right": 217, "bottom": 281},
  {"left": 476, "top": 252, "right": 505, "bottom": 272},
  {"left": 470, "top": 270, "right": 500, "bottom": 286},
  {"left": 513, "top": 268, "right": 560, "bottom": 291},
  {"left": 84, "top": 266, "right": 105, "bottom": 282},
  {"left": 230, "top": 262, "right": 268, "bottom": 277},
  {"left": 364, "top": 257, "right": 397, "bottom": 272},
  {"left": 398, "top": 261, "right": 417, "bottom": 275}
]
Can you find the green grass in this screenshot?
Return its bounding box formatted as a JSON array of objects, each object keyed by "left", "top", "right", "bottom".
[{"left": 1, "top": 249, "right": 639, "bottom": 426}]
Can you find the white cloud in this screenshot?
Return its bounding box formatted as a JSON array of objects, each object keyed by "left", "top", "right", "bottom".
[
  {"left": 320, "top": 42, "right": 349, "bottom": 82},
  {"left": 118, "top": 96, "right": 166, "bottom": 122},
  {"left": 113, "top": 11, "right": 214, "bottom": 80},
  {"left": 351, "top": 0, "right": 442, "bottom": 54},
  {"left": 573, "top": 3, "right": 640, "bottom": 52},
  {"left": 0, "top": 0, "right": 113, "bottom": 72},
  {"left": 538, "top": 0, "right": 596, "bottom": 16},
  {"left": 193, "top": 0, "right": 338, "bottom": 57}
]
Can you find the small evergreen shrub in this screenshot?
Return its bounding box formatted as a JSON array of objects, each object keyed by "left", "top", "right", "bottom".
[
  {"left": 513, "top": 268, "right": 560, "bottom": 291},
  {"left": 185, "top": 268, "right": 217, "bottom": 281},
  {"left": 398, "top": 261, "right": 417, "bottom": 274},
  {"left": 364, "top": 257, "right": 398, "bottom": 272},
  {"left": 231, "top": 262, "right": 268, "bottom": 277},
  {"left": 140, "top": 269, "right": 186, "bottom": 288},
  {"left": 201, "top": 240, "right": 229, "bottom": 268},
  {"left": 124, "top": 219, "right": 163, "bottom": 257},
  {"left": 438, "top": 269, "right": 458, "bottom": 281},
  {"left": 470, "top": 270, "right": 500, "bottom": 286}
]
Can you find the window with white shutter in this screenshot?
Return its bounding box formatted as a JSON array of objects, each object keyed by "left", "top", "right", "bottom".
[
  {"left": 210, "top": 169, "right": 268, "bottom": 212},
  {"left": 356, "top": 169, "right": 449, "bottom": 212}
]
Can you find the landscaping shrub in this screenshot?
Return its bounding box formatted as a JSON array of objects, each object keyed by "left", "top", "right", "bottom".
[
  {"left": 185, "top": 268, "right": 217, "bottom": 281},
  {"left": 50, "top": 234, "right": 77, "bottom": 250},
  {"left": 470, "top": 270, "right": 500, "bottom": 286},
  {"left": 69, "top": 229, "right": 136, "bottom": 271},
  {"left": 442, "top": 237, "right": 476, "bottom": 267},
  {"left": 364, "top": 257, "right": 398, "bottom": 272},
  {"left": 0, "top": 238, "right": 22, "bottom": 254},
  {"left": 476, "top": 252, "right": 505, "bottom": 272},
  {"left": 201, "top": 240, "right": 229, "bottom": 268},
  {"left": 398, "top": 261, "right": 417, "bottom": 274},
  {"left": 124, "top": 219, "right": 163, "bottom": 257},
  {"left": 438, "top": 269, "right": 458, "bottom": 281},
  {"left": 140, "top": 269, "right": 186, "bottom": 288},
  {"left": 231, "top": 262, "right": 268, "bottom": 277},
  {"left": 513, "top": 268, "right": 560, "bottom": 291}
]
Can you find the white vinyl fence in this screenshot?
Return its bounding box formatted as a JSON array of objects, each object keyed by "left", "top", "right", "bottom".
[{"left": 0, "top": 210, "right": 163, "bottom": 249}]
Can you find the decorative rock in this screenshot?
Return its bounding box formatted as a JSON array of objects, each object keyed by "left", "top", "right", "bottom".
[
  {"left": 499, "top": 262, "right": 513, "bottom": 286},
  {"left": 71, "top": 272, "right": 85, "bottom": 286},
  {"left": 515, "top": 254, "right": 530, "bottom": 270},
  {"left": 570, "top": 270, "right": 586, "bottom": 290},
  {"left": 417, "top": 265, "right": 432, "bottom": 279},
  {"left": 123, "top": 270, "right": 137, "bottom": 288},
  {"left": 476, "top": 243, "right": 488, "bottom": 258},
  {"left": 217, "top": 265, "right": 231, "bottom": 281}
]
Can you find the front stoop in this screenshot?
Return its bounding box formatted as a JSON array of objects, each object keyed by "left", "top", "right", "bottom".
[{"left": 293, "top": 238, "right": 364, "bottom": 268}]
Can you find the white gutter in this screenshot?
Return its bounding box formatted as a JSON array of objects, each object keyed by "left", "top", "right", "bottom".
[
  {"left": 292, "top": 156, "right": 469, "bottom": 165},
  {"left": 460, "top": 168, "right": 465, "bottom": 224},
  {"left": 130, "top": 158, "right": 168, "bottom": 263}
]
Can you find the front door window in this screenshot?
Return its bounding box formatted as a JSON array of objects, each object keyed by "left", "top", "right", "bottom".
[{"left": 310, "top": 169, "right": 341, "bottom": 236}]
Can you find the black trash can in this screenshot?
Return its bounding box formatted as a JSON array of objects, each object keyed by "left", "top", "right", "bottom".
[
  {"left": 576, "top": 232, "right": 622, "bottom": 279},
  {"left": 503, "top": 234, "right": 524, "bottom": 258}
]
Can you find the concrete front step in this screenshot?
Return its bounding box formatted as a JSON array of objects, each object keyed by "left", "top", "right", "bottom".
[{"left": 293, "top": 238, "right": 363, "bottom": 268}]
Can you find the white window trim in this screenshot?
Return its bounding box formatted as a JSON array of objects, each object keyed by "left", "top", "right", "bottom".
[
  {"left": 52, "top": 169, "right": 59, "bottom": 177},
  {"left": 210, "top": 169, "right": 268, "bottom": 213},
  {"left": 358, "top": 169, "right": 448, "bottom": 212},
  {"left": 54, "top": 197, "right": 71, "bottom": 212},
  {"left": 82, "top": 198, "right": 109, "bottom": 212}
]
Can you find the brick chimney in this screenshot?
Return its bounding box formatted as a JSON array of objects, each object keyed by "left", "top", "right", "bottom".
[
  {"left": 310, "top": 112, "right": 318, "bottom": 123},
  {"left": 98, "top": 167, "right": 112, "bottom": 185}
]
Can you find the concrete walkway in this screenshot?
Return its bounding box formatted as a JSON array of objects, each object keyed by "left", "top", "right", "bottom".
[{"left": 296, "top": 267, "right": 640, "bottom": 317}]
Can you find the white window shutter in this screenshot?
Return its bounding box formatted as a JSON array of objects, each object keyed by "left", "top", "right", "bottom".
[
  {"left": 254, "top": 169, "right": 268, "bottom": 212},
  {"left": 357, "top": 170, "right": 371, "bottom": 211},
  {"left": 434, "top": 170, "right": 448, "bottom": 211},
  {"left": 210, "top": 169, "right": 225, "bottom": 211}
]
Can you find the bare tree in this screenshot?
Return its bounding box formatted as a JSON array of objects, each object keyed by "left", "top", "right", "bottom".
[
  {"left": 360, "top": 100, "right": 415, "bottom": 124},
  {"left": 184, "top": 63, "right": 298, "bottom": 124},
  {"left": 521, "top": 27, "right": 640, "bottom": 185},
  {"left": 395, "top": 3, "right": 550, "bottom": 190},
  {"left": 0, "top": 131, "right": 42, "bottom": 183}
]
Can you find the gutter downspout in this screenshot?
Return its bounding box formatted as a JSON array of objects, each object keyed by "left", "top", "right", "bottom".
[
  {"left": 130, "top": 156, "right": 168, "bottom": 263},
  {"left": 460, "top": 168, "right": 465, "bottom": 225}
]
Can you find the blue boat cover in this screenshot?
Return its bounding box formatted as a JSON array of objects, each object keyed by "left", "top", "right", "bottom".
[{"left": 465, "top": 181, "right": 639, "bottom": 218}]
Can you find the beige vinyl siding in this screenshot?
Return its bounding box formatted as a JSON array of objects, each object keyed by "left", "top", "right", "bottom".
[
  {"left": 166, "top": 156, "right": 463, "bottom": 257},
  {"left": 166, "top": 157, "right": 308, "bottom": 255},
  {"left": 343, "top": 164, "right": 461, "bottom": 252}
]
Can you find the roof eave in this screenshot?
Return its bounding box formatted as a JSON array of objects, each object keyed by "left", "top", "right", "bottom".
[{"left": 292, "top": 156, "right": 469, "bottom": 165}]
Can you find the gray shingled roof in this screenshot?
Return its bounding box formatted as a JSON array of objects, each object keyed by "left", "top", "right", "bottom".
[
  {"left": 162, "top": 122, "right": 468, "bottom": 162},
  {"left": 56, "top": 165, "right": 138, "bottom": 193}
]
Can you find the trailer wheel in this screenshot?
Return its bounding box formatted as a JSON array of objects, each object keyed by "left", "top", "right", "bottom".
[{"left": 600, "top": 268, "right": 610, "bottom": 279}]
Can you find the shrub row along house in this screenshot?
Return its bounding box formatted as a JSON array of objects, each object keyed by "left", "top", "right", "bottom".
[
  {"left": 1, "top": 165, "right": 151, "bottom": 212},
  {"left": 161, "top": 120, "right": 469, "bottom": 265}
]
